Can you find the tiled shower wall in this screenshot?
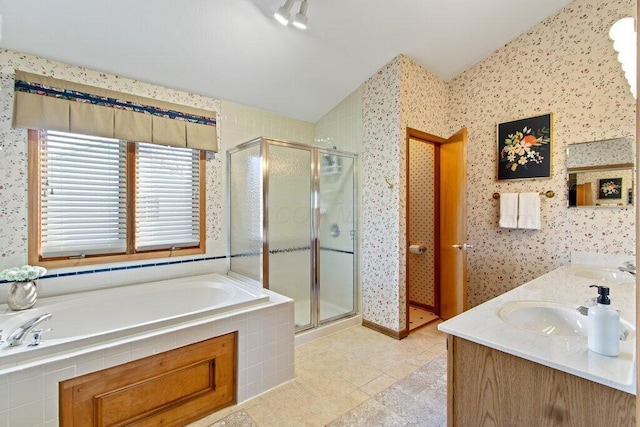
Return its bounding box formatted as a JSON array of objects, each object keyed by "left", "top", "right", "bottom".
[
  {"left": 315, "top": 88, "right": 363, "bottom": 154},
  {"left": 448, "top": 0, "right": 636, "bottom": 306},
  {"left": 315, "top": 91, "right": 363, "bottom": 316},
  {"left": 220, "top": 100, "right": 315, "bottom": 149}
]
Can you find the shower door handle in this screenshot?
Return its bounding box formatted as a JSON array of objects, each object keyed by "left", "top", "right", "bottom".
[{"left": 452, "top": 243, "right": 473, "bottom": 250}]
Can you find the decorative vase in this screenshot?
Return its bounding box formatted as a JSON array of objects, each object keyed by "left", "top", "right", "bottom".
[{"left": 7, "top": 280, "right": 38, "bottom": 311}]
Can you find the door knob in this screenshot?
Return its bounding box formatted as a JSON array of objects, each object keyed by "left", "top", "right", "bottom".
[{"left": 452, "top": 243, "right": 473, "bottom": 250}]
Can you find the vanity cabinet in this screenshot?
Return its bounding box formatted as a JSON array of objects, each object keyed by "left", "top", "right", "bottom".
[{"left": 447, "top": 336, "right": 635, "bottom": 426}]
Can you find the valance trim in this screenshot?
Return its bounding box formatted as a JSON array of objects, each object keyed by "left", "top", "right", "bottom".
[
  {"left": 12, "top": 70, "right": 218, "bottom": 152},
  {"left": 15, "top": 80, "right": 216, "bottom": 127}
]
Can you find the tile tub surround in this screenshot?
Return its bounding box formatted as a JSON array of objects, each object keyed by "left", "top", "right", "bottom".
[
  {"left": 0, "top": 273, "right": 271, "bottom": 372},
  {"left": 0, "top": 286, "right": 294, "bottom": 426},
  {"left": 438, "top": 265, "right": 636, "bottom": 394}
]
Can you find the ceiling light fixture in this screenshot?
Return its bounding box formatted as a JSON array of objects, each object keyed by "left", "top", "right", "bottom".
[
  {"left": 609, "top": 17, "right": 637, "bottom": 99},
  {"left": 274, "top": 0, "right": 295, "bottom": 26},
  {"left": 274, "top": 0, "right": 309, "bottom": 30},
  {"left": 293, "top": 0, "right": 309, "bottom": 30}
]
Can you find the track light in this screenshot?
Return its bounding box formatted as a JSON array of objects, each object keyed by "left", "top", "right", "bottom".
[
  {"left": 293, "top": 0, "right": 309, "bottom": 30},
  {"left": 609, "top": 17, "right": 637, "bottom": 99},
  {"left": 274, "top": 0, "right": 309, "bottom": 30},
  {"left": 274, "top": 0, "right": 295, "bottom": 26}
]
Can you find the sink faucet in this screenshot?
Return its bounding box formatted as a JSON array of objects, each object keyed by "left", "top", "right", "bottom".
[
  {"left": 618, "top": 261, "right": 636, "bottom": 276},
  {"left": 6, "top": 313, "right": 52, "bottom": 347}
]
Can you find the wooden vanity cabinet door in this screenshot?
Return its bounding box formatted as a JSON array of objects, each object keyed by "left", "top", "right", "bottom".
[
  {"left": 60, "top": 332, "right": 237, "bottom": 426},
  {"left": 447, "top": 335, "right": 635, "bottom": 426}
]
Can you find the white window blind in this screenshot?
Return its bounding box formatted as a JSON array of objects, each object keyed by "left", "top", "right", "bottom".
[
  {"left": 41, "top": 131, "right": 127, "bottom": 258},
  {"left": 135, "top": 143, "right": 200, "bottom": 251}
]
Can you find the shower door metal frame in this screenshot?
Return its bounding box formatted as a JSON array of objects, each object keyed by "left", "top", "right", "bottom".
[
  {"left": 264, "top": 139, "right": 318, "bottom": 332},
  {"left": 226, "top": 138, "right": 263, "bottom": 288},
  {"left": 316, "top": 147, "right": 358, "bottom": 327},
  {"left": 227, "top": 137, "right": 358, "bottom": 333}
]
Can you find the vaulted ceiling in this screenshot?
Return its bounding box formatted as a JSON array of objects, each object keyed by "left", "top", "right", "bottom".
[{"left": 0, "top": 0, "right": 574, "bottom": 122}]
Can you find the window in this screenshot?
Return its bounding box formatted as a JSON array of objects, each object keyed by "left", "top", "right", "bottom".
[
  {"left": 135, "top": 142, "right": 201, "bottom": 251},
  {"left": 29, "top": 130, "right": 206, "bottom": 267}
]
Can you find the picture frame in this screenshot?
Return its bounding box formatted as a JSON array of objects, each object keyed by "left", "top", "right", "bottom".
[
  {"left": 497, "top": 113, "right": 553, "bottom": 180},
  {"left": 598, "top": 177, "right": 623, "bottom": 199}
]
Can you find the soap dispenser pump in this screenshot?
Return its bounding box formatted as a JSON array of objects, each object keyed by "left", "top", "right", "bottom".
[{"left": 587, "top": 285, "right": 620, "bottom": 357}]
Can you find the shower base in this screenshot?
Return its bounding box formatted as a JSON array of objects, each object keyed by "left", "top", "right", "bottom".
[
  {"left": 294, "top": 299, "right": 355, "bottom": 328},
  {"left": 293, "top": 299, "right": 360, "bottom": 346},
  {"left": 295, "top": 313, "right": 362, "bottom": 347}
]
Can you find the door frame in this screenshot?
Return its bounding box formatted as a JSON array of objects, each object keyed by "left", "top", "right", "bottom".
[{"left": 405, "top": 128, "right": 445, "bottom": 332}]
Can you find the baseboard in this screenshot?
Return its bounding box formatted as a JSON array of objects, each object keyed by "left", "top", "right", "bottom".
[{"left": 362, "top": 319, "right": 409, "bottom": 340}]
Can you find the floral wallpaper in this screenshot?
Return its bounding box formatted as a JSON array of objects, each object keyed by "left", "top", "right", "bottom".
[
  {"left": 567, "top": 137, "right": 634, "bottom": 169},
  {"left": 448, "top": 0, "right": 636, "bottom": 307},
  {"left": 361, "top": 57, "right": 402, "bottom": 332},
  {"left": 357, "top": 0, "right": 636, "bottom": 333},
  {"left": 0, "top": 50, "right": 222, "bottom": 271},
  {"left": 360, "top": 55, "right": 449, "bottom": 332}
]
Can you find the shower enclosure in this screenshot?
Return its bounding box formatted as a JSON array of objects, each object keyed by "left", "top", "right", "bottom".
[{"left": 227, "top": 137, "right": 357, "bottom": 332}]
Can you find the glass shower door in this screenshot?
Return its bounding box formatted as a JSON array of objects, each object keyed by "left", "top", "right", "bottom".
[
  {"left": 228, "top": 142, "right": 262, "bottom": 283},
  {"left": 267, "top": 143, "right": 314, "bottom": 330},
  {"left": 318, "top": 152, "right": 356, "bottom": 323}
]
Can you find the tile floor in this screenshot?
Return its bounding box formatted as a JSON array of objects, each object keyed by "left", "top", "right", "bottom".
[
  {"left": 409, "top": 305, "right": 439, "bottom": 330},
  {"left": 189, "top": 321, "right": 447, "bottom": 426}
]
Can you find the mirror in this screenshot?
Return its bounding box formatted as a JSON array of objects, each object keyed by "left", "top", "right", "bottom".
[{"left": 567, "top": 137, "right": 634, "bottom": 208}]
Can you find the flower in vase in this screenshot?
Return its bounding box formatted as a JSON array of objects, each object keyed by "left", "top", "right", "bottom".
[{"left": 0, "top": 265, "right": 47, "bottom": 282}]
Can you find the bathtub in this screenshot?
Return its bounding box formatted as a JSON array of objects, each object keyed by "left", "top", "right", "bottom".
[{"left": 0, "top": 273, "right": 269, "bottom": 373}]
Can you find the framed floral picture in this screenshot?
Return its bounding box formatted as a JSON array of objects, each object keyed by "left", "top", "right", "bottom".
[
  {"left": 497, "top": 113, "right": 552, "bottom": 180},
  {"left": 598, "top": 177, "right": 622, "bottom": 199}
]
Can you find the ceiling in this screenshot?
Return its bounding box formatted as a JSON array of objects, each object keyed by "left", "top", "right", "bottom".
[{"left": 0, "top": 0, "right": 574, "bottom": 122}]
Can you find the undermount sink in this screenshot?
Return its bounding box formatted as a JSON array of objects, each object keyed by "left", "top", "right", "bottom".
[
  {"left": 569, "top": 267, "right": 635, "bottom": 284},
  {"left": 497, "top": 300, "right": 635, "bottom": 340}
]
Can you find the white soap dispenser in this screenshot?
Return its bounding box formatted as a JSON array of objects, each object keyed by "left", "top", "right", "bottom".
[{"left": 587, "top": 285, "right": 620, "bottom": 357}]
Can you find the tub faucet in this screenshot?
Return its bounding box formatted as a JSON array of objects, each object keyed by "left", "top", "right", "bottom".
[
  {"left": 6, "top": 313, "right": 52, "bottom": 347},
  {"left": 618, "top": 261, "right": 636, "bottom": 276}
]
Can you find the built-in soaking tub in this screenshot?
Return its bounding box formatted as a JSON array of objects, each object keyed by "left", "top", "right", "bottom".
[{"left": 0, "top": 273, "right": 269, "bottom": 373}]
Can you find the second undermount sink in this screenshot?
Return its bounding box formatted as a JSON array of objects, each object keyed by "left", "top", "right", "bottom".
[
  {"left": 569, "top": 267, "right": 635, "bottom": 284},
  {"left": 497, "top": 300, "right": 635, "bottom": 340}
]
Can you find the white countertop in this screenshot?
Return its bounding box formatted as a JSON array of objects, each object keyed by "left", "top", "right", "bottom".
[{"left": 438, "top": 265, "right": 636, "bottom": 394}]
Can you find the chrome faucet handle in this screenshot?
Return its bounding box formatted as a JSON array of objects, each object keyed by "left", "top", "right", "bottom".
[
  {"left": 6, "top": 313, "right": 52, "bottom": 347},
  {"left": 28, "top": 328, "right": 52, "bottom": 347}
]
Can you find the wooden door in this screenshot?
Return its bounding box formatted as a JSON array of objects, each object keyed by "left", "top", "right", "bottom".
[{"left": 439, "top": 128, "right": 468, "bottom": 320}]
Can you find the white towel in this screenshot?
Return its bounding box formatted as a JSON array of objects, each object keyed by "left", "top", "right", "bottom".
[
  {"left": 517, "top": 192, "right": 541, "bottom": 230},
  {"left": 499, "top": 193, "right": 518, "bottom": 228}
]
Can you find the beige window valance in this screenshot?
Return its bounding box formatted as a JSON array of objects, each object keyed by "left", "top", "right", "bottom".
[{"left": 12, "top": 70, "right": 218, "bottom": 152}]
